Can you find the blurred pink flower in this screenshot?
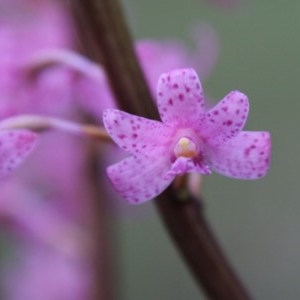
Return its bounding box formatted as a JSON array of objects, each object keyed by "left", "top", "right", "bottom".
[
  {"left": 0, "top": 0, "right": 75, "bottom": 118},
  {"left": 17, "top": 131, "right": 90, "bottom": 220},
  {"left": 0, "top": 129, "right": 36, "bottom": 181},
  {"left": 2, "top": 242, "right": 91, "bottom": 300},
  {"left": 137, "top": 23, "right": 219, "bottom": 91},
  {"left": 103, "top": 68, "right": 271, "bottom": 204},
  {"left": 0, "top": 182, "right": 92, "bottom": 300},
  {"left": 77, "top": 23, "right": 220, "bottom": 122},
  {"left": 0, "top": 5, "right": 94, "bottom": 298}
]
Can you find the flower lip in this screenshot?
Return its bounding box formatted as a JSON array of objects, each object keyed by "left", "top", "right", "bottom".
[{"left": 174, "top": 136, "right": 198, "bottom": 158}]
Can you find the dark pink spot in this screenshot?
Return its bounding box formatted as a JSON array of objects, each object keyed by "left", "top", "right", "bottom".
[
  {"left": 178, "top": 94, "right": 184, "bottom": 101},
  {"left": 222, "top": 106, "right": 228, "bottom": 112},
  {"left": 173, "top": 83, "right": 179, "bottom": 89},
  {"left": 235, "top": 109, "right": 240, "bottom": 115},
  {"left": 118, "top": 134, "right": 126, "bottom": 139},
  {"left": 213, "top": 110, "right": 219, "bottom": 115},
  {"left": 168, "top": 98, "right": 173, "bottom": 105},
  {"left": 244, "top": 148, "right": 251, "bottom": 156},
  {"left": 224, "top": 120, "right": 233, "bottom": 126},
  {"left": 132, "top": 133, "right": 138, "bottom": 139},
  {"left": 185, "top": 86, "right": 191, "bottom": 93}
]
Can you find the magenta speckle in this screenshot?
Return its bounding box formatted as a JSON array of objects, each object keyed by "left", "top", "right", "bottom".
[
  {"left": 224, "top": 120, "right": 233, "bottom": 126},
  {"left": 222, "top": 106, "right": 228, "bottom": 112}
]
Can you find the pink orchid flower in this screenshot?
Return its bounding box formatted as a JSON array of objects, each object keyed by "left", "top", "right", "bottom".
[
  {"left": 103, "top": 68, "right": 271, "bottom": 204},
  {"left": 0, "top": 129, "right": 36, "bottom": 180}
]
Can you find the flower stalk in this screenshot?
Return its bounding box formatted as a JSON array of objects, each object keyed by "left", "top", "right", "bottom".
[{"left": 0, "top": 115, "right": 112, "bottom": 142}]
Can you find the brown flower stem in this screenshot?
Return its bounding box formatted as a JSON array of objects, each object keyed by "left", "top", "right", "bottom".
[
  {"left": 70, "top": 0, "right": 158, "bottom": 118},
  {"left": 70, "top": 2, "right": 119, "bottom": 300},
  {"left": 71, "top": 0, "right": 252, "bottom": 299}
]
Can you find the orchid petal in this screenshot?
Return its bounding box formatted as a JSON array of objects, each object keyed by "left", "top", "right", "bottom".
[
  {"left": 200, "top": 90, "right": 249, "bottom": 146},
  {"left": 107, "top": 154, "right": 173, "bottom": 204},
  {"left": 103, "top": 109, "right": 174, "bottom": 155},
  {"left": 207, "top": 131, "right": 271, "bottom": 179},
  {"left": 0, "top": 130, "right": 36, "bottom": 179},
  {"left": 157, "top": 68, "right": 205, "bottom": 127}
]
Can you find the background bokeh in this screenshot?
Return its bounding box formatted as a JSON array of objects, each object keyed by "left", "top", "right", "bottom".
[{"left": 119, "top": 0, "right": 300, "bottom": 299}]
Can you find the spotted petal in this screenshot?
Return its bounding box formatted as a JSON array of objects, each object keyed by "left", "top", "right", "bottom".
[
  {"left": 107, "top": 154, "right": 174, "bottom": 204},
  {"left": 157, "top": 68, "right": 205, "bottom": 127},
  {"left": 200, "top": 91, "right": 249, "bottom": 146},
  {"left": 206, "top": 131, "right": 271, "bottom": 179},
  {"left": 103, "top": 109, "right": 174, "bottom": 155},
  {"left": 0, "top": 130, "right": 37, "bottom": 180}
]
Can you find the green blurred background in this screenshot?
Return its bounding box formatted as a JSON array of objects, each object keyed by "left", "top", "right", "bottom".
[{"left": 118, "top": 0, "right": 300, "bottom": 299}]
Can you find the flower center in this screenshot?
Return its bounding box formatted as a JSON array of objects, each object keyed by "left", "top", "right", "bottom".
[{"left": 174, "top": 137, "right": 198, "bottom": 158}]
